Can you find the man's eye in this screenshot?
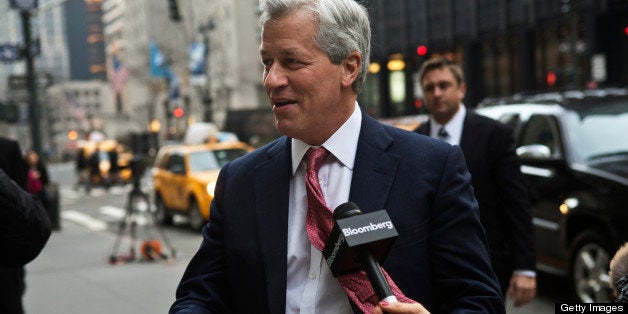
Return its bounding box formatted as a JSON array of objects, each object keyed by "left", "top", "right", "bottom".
[{"left": 438, "top": 82, "right": 453, "bottom": 90}]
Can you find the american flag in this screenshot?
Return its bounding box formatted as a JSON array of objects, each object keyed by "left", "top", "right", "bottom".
[
  {"left": 110, "top": 56, "right": 130, "bottom": 93},
  {"left": 65, "top": 91, "right": 85, "bottom": 120}
]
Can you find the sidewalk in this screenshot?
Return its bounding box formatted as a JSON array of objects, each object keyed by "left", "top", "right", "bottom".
[{"left": 23, "top": 220, "right": 192, "bottom": 314}]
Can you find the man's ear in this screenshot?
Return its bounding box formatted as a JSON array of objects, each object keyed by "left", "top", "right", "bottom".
[
  {"left": 459, "top": 82, "right": 467, "bottom": 99},
  {"left": 341, "top": 51, "right": 361, "bottom": 88}
]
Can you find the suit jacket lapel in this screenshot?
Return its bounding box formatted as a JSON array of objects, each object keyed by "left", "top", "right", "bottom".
[
  {"left": 415, "top": 120, "right": 430, "bottom": 136},
  {"left": 254, "top": 137, "right": 291, "bottom": 314},
  {"left": 459, "top": 111, "right": 478, "bottom": 155},
  {"left": 349, "top": 113, "right": 399, "bottom": 214}
]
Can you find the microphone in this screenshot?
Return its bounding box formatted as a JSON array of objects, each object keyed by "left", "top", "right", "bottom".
[{"left": 322, "top": 202, "right": 399, "bottom": 303}]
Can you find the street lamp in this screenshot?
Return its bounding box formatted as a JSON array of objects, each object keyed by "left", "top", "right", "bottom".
[
  {"left": 196, "top": 19, "right": 215, "bottom": 122},
  {"left": 8, "top": 0, "right": 43, "bottom": 155}
]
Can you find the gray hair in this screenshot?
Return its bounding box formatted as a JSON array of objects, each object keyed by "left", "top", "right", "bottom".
[{"left": 259, "top": 0, "right": 371, "bottom": 93}]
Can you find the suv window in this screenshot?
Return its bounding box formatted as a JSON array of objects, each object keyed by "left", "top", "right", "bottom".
[
  {"left": 214, "top": 149, "right": 249, "bottom": 167},
  {"left": 520, "top": 114, "right": 562, "bottom": 157},
  {"left": 498, "top": 113, "right": 523, "bottom": 141}
]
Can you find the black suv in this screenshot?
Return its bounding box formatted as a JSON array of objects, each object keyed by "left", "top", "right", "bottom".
[{"left": 476, "top": 88, "right": 628, "bottom": 303}]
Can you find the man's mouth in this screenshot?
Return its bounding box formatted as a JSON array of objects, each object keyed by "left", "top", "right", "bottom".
[{"left": 273, "top": 100, "right": 297, "bottom": 107}]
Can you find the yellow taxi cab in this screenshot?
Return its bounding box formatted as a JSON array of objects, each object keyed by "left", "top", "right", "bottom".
[
  {"left": 151, "top": 141, "right": 254, "bottom": 230},
  {"left": 78, "top": 140, "right": 133, "bottom": 186},
  {"left": 379, "top": 115, "right": 428, "bottom": 131}
]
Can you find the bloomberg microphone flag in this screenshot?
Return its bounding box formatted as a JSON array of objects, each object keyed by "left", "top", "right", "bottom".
[{"left": 110, "top": 55, "right": 129, "bottom": 93}]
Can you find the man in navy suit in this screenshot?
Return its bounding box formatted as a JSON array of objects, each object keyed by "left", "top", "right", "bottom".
[
  {"left": 170, "top": 1, "right": 503, "bottom": 313},
  {"left": 413, "top": 58, "right": 536, "bottom": 307}
]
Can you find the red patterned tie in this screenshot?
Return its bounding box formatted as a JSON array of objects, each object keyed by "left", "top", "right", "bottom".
[{"left": 304, "top": 147, "right": 415, "bottom": 312}]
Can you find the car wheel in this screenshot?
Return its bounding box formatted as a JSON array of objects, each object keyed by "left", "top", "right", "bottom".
[
  {"left": 188, "top": 199, "right": 206, "bottom": 231},
  {"left": 570, "top": 231, "right": 613, "bottom": 303},
  {"left": 154, "top": 194, "right": 173, "bottom": 225}
]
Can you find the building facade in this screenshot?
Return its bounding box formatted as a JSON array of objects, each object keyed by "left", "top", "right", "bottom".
[
  {"left": 101, "top": 0, "right": 264, "bottom": 143},
  {"left": 47, "top": 80, "right": 112, "bottom": 157},
  {"left": 361, "top": 0, "right": 628, "bottom": 118}
]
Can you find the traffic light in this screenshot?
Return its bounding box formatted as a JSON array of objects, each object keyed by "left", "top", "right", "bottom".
[
  {"left": 625, "top": 25, "right": 628, "bottom": 37},
  {"left": 173, "top": 107, "right": 185, "bottom": 118},
  {"left": 168, "top": 0, "right": 181, "bottom": 21},
  {"left": 416, "top": 45, "right": 428, "bottom": 57},
  {"left": 0, "top": 101, "right": 19, "bottom": 123}
]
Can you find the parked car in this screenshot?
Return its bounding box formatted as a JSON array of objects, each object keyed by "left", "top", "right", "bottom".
[
  {"left": 151, "top": 141, "right": 254, "bottom": 230},
  {"left": 476, "top": 88, "right": 628, "bottom": 303}
]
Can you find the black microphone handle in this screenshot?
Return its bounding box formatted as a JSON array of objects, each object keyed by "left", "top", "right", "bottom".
[{"left": 358, "top": 248, "right": 394, "bottom": 301}]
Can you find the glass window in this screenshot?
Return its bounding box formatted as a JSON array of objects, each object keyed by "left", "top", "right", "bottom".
[
  {"left": 498, "top": 113, "right": 523, "bottom": 141},
  {"left": 188, "top": 151, "right": 220, "bottom": 172},
  {"left": 213, "top": 149, "right": 249, "bottom": 167},
  {"left": 166, "top": 154, "right": 185, "bottom": 172},
  {"left": 564, "top": 100, "right": 628, "bottom": 162},
  {"left": 520, "top": 114, "right": 562, "bottom": 157}
]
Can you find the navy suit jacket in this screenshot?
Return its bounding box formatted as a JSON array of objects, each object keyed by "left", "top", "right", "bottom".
[
  {"left": 171, "top": 112, "right": 504, "bottom": 313},
  {"left": 415, "top": 111, "right": 535, "bottom": 290}
]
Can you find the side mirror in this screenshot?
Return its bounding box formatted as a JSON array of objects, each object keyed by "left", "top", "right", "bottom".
[{"left": 516, "top": 144, "right": 551, "bottom": 160}]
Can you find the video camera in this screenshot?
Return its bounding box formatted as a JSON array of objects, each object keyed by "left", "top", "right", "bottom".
[{"left": 129, "top": 155, "right": 147, "bottom": 189}]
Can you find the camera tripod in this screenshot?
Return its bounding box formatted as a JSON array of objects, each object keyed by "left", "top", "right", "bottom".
[{"left": 109, "top": 158, "right": 176, "bottom": 264}]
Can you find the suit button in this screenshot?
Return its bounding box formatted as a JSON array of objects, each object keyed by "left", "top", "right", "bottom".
[{"left": 310, "top": 273, "right": 317, "bottom": 279}]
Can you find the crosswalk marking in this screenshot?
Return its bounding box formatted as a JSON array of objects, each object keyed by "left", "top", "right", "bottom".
[
  {"left": 99, "top": 206, "right": 151, "bottom": 226},
  {"left": 61, "top": 210, "right": 108, "bottom": 231}
]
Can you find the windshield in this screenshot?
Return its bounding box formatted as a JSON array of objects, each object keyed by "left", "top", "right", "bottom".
[
  {"left": 188, "top": 148, "right": 249, "bottom": 172},
  {"left": 189, "top": 150, "right": 220, "bottom": 172},
  {"left": 564, "top": 100, "right": 628, "bottom": 162}
]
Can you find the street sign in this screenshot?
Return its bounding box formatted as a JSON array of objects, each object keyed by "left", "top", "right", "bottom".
[
  {"left": 9, "top": 0, "right": 38, "bottom": 10},
  {"left": 7, "top": 73, "right": 53, "bottom": 90},
  {"left": 0, "top": 44, "right": 21, "bottom": 61}
]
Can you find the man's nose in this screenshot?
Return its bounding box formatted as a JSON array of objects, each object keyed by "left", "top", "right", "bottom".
[
  {"left": 433, "top": 85, "right": 445, "bottom": 97},
  {"left": 264, "top": 64, "right": 288, "bottom": 90}
]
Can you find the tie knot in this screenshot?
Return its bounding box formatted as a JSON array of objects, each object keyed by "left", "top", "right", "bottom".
[
  {"left": 438, "top": 127, "right": 449, "bottom": 140},
  {"left": 305, "top": 147, "right": 329, "bottom": 173}
]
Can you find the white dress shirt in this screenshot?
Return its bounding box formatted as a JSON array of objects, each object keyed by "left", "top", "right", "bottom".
[
  {"left": 429, "top": 104, "right": 466, "bottom": 145},
  {"left": 285, "top": 103, "right": 362, "bottom": 314}
]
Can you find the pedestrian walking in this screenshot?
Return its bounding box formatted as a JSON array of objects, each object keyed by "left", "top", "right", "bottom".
[
  {"left": 86, "top": 146, "right": 102, "bottom": 193},
  {"left": 73, "top": 147, "right": 89, "bottom": 191},
  {"left": 414, "top": 57, "right": 536, "bottom": 307},
  {"left": 25, "top": 150, "right": 50, "bottom": 216}
]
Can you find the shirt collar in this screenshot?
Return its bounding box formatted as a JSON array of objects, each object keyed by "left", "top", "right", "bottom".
[
  {"left": 291, "top": 103, "right": 361, "bottom": 174},
  {"left": 430, "top": 104, "right": 466, "bottom": 140}
]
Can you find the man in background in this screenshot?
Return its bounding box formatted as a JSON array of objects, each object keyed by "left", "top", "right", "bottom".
[{"left": 414, "top": 58, "right": 536, "bottom": 307}]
